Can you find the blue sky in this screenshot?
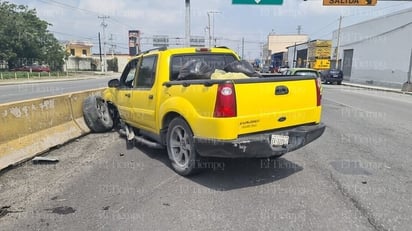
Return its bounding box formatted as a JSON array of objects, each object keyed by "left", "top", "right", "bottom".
[{"left": 11, "top": 0, "right": 412, "bottom": 59}]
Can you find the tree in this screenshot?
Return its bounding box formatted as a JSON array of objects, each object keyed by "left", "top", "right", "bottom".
[{"left": 0, "top": 1, "right": 65, "bottom": 71}]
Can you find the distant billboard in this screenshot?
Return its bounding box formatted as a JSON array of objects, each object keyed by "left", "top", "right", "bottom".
[
  {"left": 153, "top": 35, "right": 169, "bottom": 47},
  {"left": 129, "top": 30, "right": 140, "bottom": 56},
  {"left": 190, "top": 36, "right": 205, "bottom": 47}
]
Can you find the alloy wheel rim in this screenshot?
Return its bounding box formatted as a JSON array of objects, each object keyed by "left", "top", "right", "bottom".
[
  {"left": 96, "top": 99, "right": 109, "bottom": 122},
  {"left": 170, "top": 125, "right": 191, "bottom": 168}
]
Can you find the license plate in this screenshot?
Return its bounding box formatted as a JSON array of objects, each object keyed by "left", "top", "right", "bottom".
[
  {"left": 333, "top": 74, "right": 338, "bottom": 77},
  {"left": 271, "top": 134, "right": 289, "bottom": 146}
]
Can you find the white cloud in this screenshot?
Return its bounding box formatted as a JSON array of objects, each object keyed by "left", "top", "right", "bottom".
[{"left": 78, "top": 0, "right": 127, "bottom": 16}]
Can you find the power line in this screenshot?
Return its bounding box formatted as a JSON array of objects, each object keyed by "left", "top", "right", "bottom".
[
  {"left": 49, "top": 30, "right": 97, "bottom": 41},
  {"left": 344, "top": 2, "right": 411, "bottom": 18},
  {"left": 38, "top": 0, "right": 97, "bottom": 15},
  {"left": 309, "top": 19, "right": 339, "bottom": 38},
  {"left": 39, "top": 0, "right": 135, "bottom": 29}
]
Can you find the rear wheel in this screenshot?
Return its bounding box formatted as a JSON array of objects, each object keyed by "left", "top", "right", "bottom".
[
  {"left": 166, "top": 117, "right": 199, "bottom": 176},
  {"left": 83, "top": 95, "right": 113, "bottom": 132},
  {"left": 337, "top": 81, "right": 342, "bottom": 85}
]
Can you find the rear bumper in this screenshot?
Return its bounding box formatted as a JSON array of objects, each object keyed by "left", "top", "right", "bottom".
[
  {"left": 194, "top": 123, "right": 326, "bottom": 158},
  {"left": 323, "top": 76, "right": 342, "bottom": 82}
]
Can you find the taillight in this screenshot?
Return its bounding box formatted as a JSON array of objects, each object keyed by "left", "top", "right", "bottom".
[
  {"left": 315, "top": 78, "right": 322, "bottom": 106},
  {"left": 214, "top": 83, "right": 237, "bottom": 117}
]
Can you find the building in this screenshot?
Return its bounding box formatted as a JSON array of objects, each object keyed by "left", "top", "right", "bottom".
[
  {"left": 331, "top": 8, "right": 412, "bottom": 88},
  {"left": 64, "top": 41, "right": 126, "bottom": 72},
  {"left": 64, "top": 41, "right": 95, "bottom": 71},
  {"left": 264, "top": 34, "right": 309, "bottom": 68},
  {"left": 285, "top": 40, "right": 332, "bottom": 69},
  {"left": 66, "top": 41, "right": 93, "bottom": 57},
  {"left": 286, "top": 42, "right": 308, "bottom": 68}
]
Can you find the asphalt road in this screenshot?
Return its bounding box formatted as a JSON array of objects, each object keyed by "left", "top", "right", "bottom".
[
  {"left": 0, "top": 84, "right": 411, "bottom": 230},
  {"left": 0, "top": 74, "right": 117, "bottom": 104}
]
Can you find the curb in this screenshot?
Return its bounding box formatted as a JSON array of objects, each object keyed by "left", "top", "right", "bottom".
[
  {"left": 341, "top": 82, "right": 412, "bottom": 96},
  {"left": 0, "top": 77, "right": 97, "bottom": 86},
  {"left": 0, "top": 73, "right": 118, "bottom": 86}
]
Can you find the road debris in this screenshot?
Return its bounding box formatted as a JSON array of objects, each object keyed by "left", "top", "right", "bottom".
[
  {"left": 46, "top": 206, "right": 76, "bottom": 215},
  {"left": 0, "top": 206, "right": 23, "bottom": 218},
  {"left": 32, "top": 156, "right": 59, "bottom": 164}
]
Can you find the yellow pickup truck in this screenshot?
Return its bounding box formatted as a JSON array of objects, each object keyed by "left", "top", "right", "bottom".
[{"left": 83, "top": 47, "right": 325, "bottom": 176}]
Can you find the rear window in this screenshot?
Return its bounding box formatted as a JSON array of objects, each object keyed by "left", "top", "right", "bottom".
[
  {"left": 170, "top": 54, "right": 237, "bottom": 80},
  {"left": 294, "top": 71, "right": 319, "bottom": 77}
]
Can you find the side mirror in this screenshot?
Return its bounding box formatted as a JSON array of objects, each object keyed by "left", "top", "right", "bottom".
[{"left": 108, "top": 79, "right": 120, "bottom": 88}]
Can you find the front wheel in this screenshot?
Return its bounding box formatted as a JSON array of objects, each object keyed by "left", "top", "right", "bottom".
[
  {"left": 83, "top": 95, "right": 113, "bottom": 132},
  {"left": 166, "top": 117, "right": 199, "bottom": 176}
]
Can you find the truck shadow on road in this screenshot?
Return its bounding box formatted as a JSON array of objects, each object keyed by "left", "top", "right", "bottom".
[
  {"left": 135, "top": 143, "right": 303, "bottom": 191},
  {"left": 188, "top": 157, "right": 303, "bottom": 191}
]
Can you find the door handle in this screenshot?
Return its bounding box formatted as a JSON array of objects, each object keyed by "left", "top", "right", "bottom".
[
  {"left": 148, "top": 95, "right": 154, "bottom": 100},
  {"left": 125, "top": 93, "right": 131, "bottom": 97},
  {"left": 275, "top": 86, "right": 289, "bottom": 95}
]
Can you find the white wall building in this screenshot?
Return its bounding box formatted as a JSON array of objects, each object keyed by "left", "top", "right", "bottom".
[
  {"left": 286, "top": 42, "right": 309, "bottom": 68},
  {"left": 268, "top": 34, "right": 309, "bottom": 53},
  {"left": 332, "top": 8, "right": 412, "bottom": 87}
]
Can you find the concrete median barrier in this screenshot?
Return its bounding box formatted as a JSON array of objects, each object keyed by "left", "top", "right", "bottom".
[{"left": 0, "top": 88, "right": 104, "bottom": 171}]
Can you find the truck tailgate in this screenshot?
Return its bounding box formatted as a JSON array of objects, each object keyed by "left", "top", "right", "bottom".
[{"left": 234, "top": 77, "right": 321, "bottom": 135}]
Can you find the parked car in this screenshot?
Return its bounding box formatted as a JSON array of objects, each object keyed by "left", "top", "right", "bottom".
[
  {"left": 320, "top": 69, "right": 343, "bottom": 85},
  {"left": 283, "top": 68, "right": 320, "bottom": 78},
  {"left": 12, "top": 64, "right": 50, "bottom": 72},
  {"left": 284, "top": 68, "right": 323, "bottom": 92}
]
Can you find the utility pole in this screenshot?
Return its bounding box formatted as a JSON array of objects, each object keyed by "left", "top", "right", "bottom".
[
  {"left": 408, "top": 48, "right": 412, "bottom": 83},
  {"left": 260, "top": 42, "right": 264, "bottom": 66},
  {"left": 402, "top": 48, "right": 412, "bottom": 92},
  {"left": 109, "top": 34, "right": 116, "bottom": 57},
  {"left": 207, "top": 11, "right": 220, "bottom": 47},
  {"left": 293, "top": 42, "right": 297, "bottom": 68},
  {"left": 241, "top": 37, "right": 244, "bottom": 60},
  {"left": 98, "top": 32, "right": 102, "bottom": 64},
  {"left": 335, "top": 16, "right": 343, "bottom": 69},
  {"left": 207, "top": 13, "right": 211, "bottom": 47},
  {"left": 98, "top": 16, "right": 109, "bottom": 72},
  {"left": 185, "top": 0, "right": 190, "bottom": 47},
  {"left": 306, "top": 38, "right": 310, "bottom": 68}
]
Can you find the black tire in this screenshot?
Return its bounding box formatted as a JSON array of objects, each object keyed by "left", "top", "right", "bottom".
[
  {"left": 337, "top": 81, "right": 342, "bottom": 85},
  {"left": 83, "top": 95, "right": 113, "bottom": 132},
  {"left": 166, "top": 117, "right": 199, "bottom": 176}
]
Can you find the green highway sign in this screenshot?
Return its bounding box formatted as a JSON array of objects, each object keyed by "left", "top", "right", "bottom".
[{"left": 232, "top": 0, "right": 283, "bottom": 5}]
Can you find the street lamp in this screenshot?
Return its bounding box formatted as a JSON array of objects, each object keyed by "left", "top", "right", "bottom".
[{"left": 207, "top": 11, "right": 220, "bottom": 47}]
